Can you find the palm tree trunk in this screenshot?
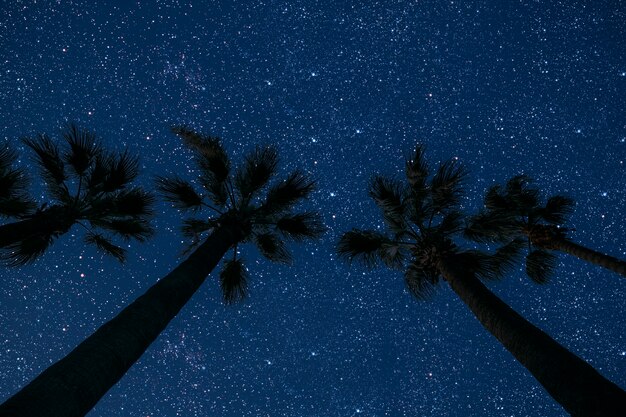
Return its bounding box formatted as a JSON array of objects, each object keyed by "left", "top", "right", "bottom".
[
  {"left": 524, "top": 225, "right": 626, "bottom": 278},
  {"left": 0, "top": 223, "right": 243, "bottom": 417},
  {"left": 555, "top": 239, "right": 626, "bottom": 278},
  {"left": 440, "top": 258, "right": 626, "bottom": 417}
]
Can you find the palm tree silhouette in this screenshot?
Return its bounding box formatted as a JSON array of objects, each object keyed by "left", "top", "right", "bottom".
[
  {"left": 0, "top": 126, "right": 324, "bottom": 417},
  {"left": 0, "top": 125, "right": 154, "bottom": 265},
  {"left": 337, "top": 145, "right": 626, "bottom": 417},
  {"left": 465, "top": 175, "right": 626, "bottom": 281}
]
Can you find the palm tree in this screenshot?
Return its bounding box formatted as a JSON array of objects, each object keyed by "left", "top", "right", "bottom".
[
  {"left": 465, "top": 175, "right": 626, "bottom": 281},
  {"left": 0, "top": 125, "right": 154, "bottom": 265},
  {"left": 0, "top": 126, "right": 324, "bottom": 417},
  {"left": 337, "top": 146, "right": 626, "bottom": 417}
]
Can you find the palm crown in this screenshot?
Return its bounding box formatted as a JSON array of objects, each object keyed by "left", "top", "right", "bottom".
[
  {"left": 156, "top": 126, "right": 325, "bottom": 303},
  {"left": 464, "top": 175, "right": 574, "bottom": 284},
  {"left": 338, "top": 145, "right": 521, "bottom": 299},
  {"left": 1, "top": 124, "right": 154, "bottom": 265}
]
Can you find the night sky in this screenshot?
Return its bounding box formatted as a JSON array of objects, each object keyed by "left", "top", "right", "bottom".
[{"left": 1, "top": 1, "right": 625, "bottom": 416}]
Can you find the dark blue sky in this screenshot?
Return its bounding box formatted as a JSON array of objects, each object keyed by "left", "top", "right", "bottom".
[{"left": 1, "top": 1, "right": 625, "bottom": 416}]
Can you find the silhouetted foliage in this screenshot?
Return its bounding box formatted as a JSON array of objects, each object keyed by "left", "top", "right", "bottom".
[
  {"left": 338, "top": 145, "right": 517, "bottom": 299},
  {"left": 0, "top": 124, "right": 154, "bottom": 266},
  {"left": 159, "top": 125, "right": 325, "bottom": 303},
  {"left": 0, "top": 143, "right": 36, "bottom": 218},
  {"left": 465, "top": 175, "right": 626, "bottom": 280},
  {"left": 0, "top": 126, "right": 325, "bottom": 417},
  {"left": 337, "top": 144, "right": 626, "bottom": 415}
]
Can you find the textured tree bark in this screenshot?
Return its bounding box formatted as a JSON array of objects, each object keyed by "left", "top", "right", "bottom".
[
  {"left": 440, "top": 258, "right": 626, "bottom": 417},
  {"left": 555, "top": 239, "right": 626, "bottom": 278},
  {"left": 0, "top": 223, "right": 243, "bottom": 417}
]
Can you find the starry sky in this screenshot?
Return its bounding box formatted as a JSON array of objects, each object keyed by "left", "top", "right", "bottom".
[{"left": 1, "top": 1, "right": 625, "bottom": 416}]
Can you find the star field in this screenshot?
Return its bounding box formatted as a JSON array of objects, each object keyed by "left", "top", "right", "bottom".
[{"left": 1, "top": 1, "right": 625, "bottom": 416}]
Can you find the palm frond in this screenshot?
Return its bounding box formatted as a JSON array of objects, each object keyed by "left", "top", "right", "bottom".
[
  {"left": 337, "top": 229, "right": 392, "bottom": 268},
  {"left": 483, "top": 185, "right": 510, "bottom": 211},
  {"left": 525, "top": 249, "right": 557, "bottom": 284},
  {"left": 404, "top": 261, "right": 439, "bottom": 300},
  {"left": 220, "top": 258, "right": 248, "bottom": 304},
  {"left": 85, "top": 232, "right": 126, "bottom": 262},
  {"left": 155, "top": 175, "right": 203, "bottom": 211},
  {"left": 0, "top": 197, "right": 37, "bottom": 218},
  {"left": 435, "top": 210, "right": 464, "bottom": 236},
  {"left": 516, "top": 190, "right": 540, "bottom": 216},
  {"left": 504, "top": 175, "right": 532, "bottom": 196},
  {"left": 275, "top": 212, "right": 325, "bottom": 241},
  {"left": 101, "top": 150, "right": 139, "bottom": 192},
  {"left": 170, "top": 125, "right": 207, "bottom": 149},
  {"left": 235, "top": 145, "right": 279, "bottom": 199},
  {"left": 87, "top": 188, "right": 153, "bottom": 219},
  {"left": 455, "top": 250, "right": 499, "bottom": 281},
  {"left": 62, "top": 124, "right": 101, "bottom": 176},
  {"left": 261, "top": 170, "right": 315, "bottom": 215},
  {"left": 199, "top": 175, "right": 229, "bottom": 207},
  {"left": 90, "top": 218, "right": 153, "bottom": 241},
  {"left": 22, "top": 134, "right": 66, "bottom": 185},
  {"left": 379, "top": 241, "right": 406, "bottom": 269},
  {"left": 504, "top": 175, "right": 539, "bottom": 214},
  {"left": 181, "top": 218, "right": 218, "bottom": 238},
  {"left": 0, "top": 144, "right": 18, "bottom": 171},
  {"left": 171, "top": 126, "right": 231, "bottom": 184},
  {"left": 0, "top": 145, "right": 29, "bottom": 196},
  {"left": 540, "top": 195, "right": 575, "bottom": 225},
  {"left": 404, "top": 192, "right": 429, "bottom": 226},
  {"left": 0, "top": 144, "right": 35, "bottom": 217},
  {"left": 369, "top": 175, "right": 407, "bottom": 235},
  {"left": 0, "top": 233, "right": 54, "bottom": 266},
  {"left": 172, "top": 125, "right": 226, "bottom": 161},
  {"left": 0, "top": 178, "right": 26, "bottom": 204},
  {"left": 430, "top": 159, "right": 466, "bottom": 212},
  {"left": 464, "top": 211, "right": 520, "bottom": 243},
  {"left": 171, "top": 126, "right": 231, "bottom": 206},
  {"left": 253, "top": 232, "right": 292, "bottom": 264},
  {"left": 51, "top": 183, "right": 74, "bottom": 203},
  {"left": 86, "top": 152, "right": 112, "bottom": 192},
  {"left": 405, "top": 144, "right": 429, "bottom": 191},
  {"left": 109, "top": 188, "right": 154, "bottom": 217},
  {"left": 197, "top": 153, "right": 230, "bottom": 187},
  {"left": 489, "top": 238, "right": 525, "bottom": 279}
]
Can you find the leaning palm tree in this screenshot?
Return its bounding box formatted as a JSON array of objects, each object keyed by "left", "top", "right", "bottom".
[
  {"left": 0, "top": 126, "right": 324, "bottom": 417},
  {"left": 337, "top": 146, "right": 626, "bottom": 417},
  {"left": 0, "top": 125, "right": 154, "bottom": 265},
  {"left": 465, "top": 175, "right": 626, "bottom": 281}
]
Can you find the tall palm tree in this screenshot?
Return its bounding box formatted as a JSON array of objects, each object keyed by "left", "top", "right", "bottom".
[
  {"left": 0, "top": 126, "right": 324, "bottom": 417},
  {"left": 465, "top": 175, "right": 626, "bottom": 281},
  {"left": 0, "top": 125, "right": 154, "bottom": 265},
  {"left": 337, "top": 146, "right": 626, "bottom": 417}
]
